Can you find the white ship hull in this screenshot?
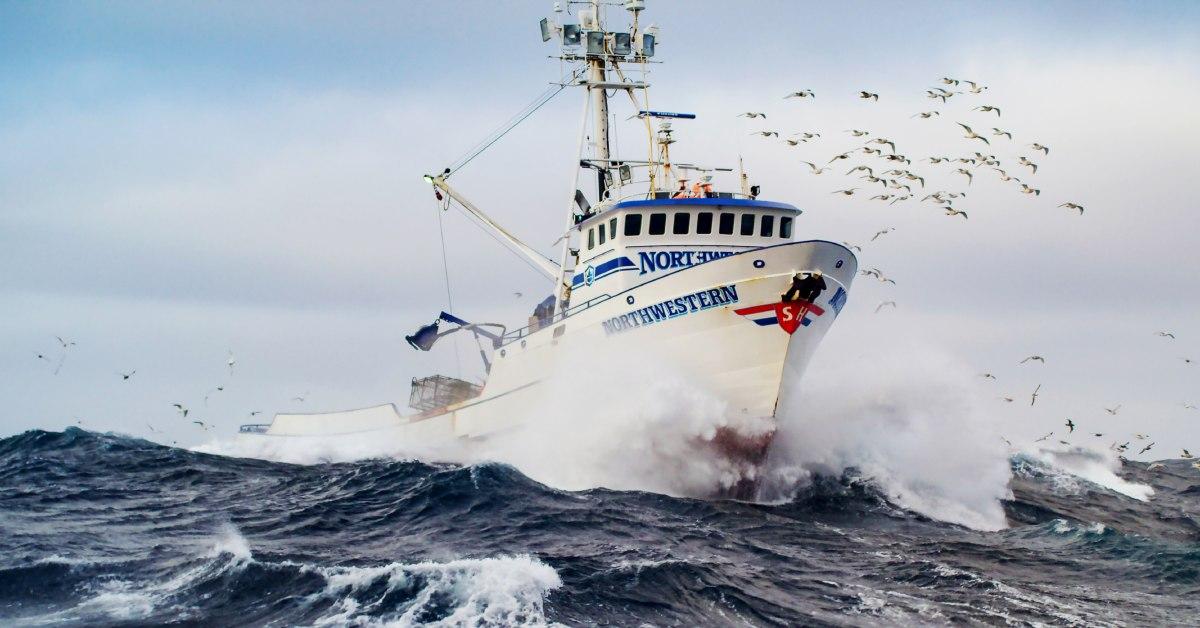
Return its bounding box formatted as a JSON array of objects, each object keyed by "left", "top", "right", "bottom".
[{"left": 240, "top": 240, "right": 856, "bottom": 470}]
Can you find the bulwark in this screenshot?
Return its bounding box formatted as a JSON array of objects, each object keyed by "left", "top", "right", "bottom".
[{"left": 601, "top": 285, "right": 740, "bottom": 335}]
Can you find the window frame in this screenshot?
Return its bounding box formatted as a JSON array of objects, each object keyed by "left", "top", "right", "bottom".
[
  {"left": 624, "top": 213, "right": 642, "bottom": 236},
  {"left": 696, "top": 212, "right": 713, "bottom": 234},
  {"left": 718, "top": 212, "right": 735, "bottom": 235},
  {"left": 760, "top": 214, "right": 775, "bottom": 237},
  {"left": 780, "top": 216, "right": 793, "bottom": 239},
  {"left": 740, "top": 213, "right": 755, "bottom": 236},
  {"left": 648, "top": 212, "right": 667, "bottom": 235},
  {"left": 672, "top": 212, "right": 690, "bottom": 235}
]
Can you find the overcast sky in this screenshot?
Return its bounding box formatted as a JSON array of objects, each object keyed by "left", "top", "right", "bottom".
[{"left": 2, "top": 1, "right": 1198, "bottom": 457}]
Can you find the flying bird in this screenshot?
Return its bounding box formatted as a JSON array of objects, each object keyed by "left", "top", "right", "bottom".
[
  {"left": 1020, "top": 183, "right": 1041, "bottom": 196},
  {"left": 964, "top": 80, "right": 987, "bottom": 94},
  {"left": 945, "top": 208, "right": 969, "bottom": 219},
  {"left": 785, "top": 90, "right": 815, "bottom": 99},
  {"left": 799, "top": 161, "right": 831, "bottom": 174},
  {"left": 1029, "top": 143, "right": 1050, "bottom": 155},
  {"left": 750, "top": 130, "right": 780, "bottom": 138},
  {"left": 859, "top": 91, "right": 879, "bottom": 101},
  {"left": 119, "top": 370, "right": 136, "bottom": 381},
  {"left": 845, "top": 129, "right": 870, "bottom": 137},
  {"left": 980, "top": 373, "right": 996, "bottom": 380},
  {"left": 1156, "top": 331, "right": 1175, "bottom": 339},
  {"left": 846, "top": 165, "right": 875, "bottom": 176},
  {"left": 1035, "top": 431, "right": 1053, "bottom": 442},
  {"left": 956, "top": 122, "right": 990, "bottom": 145},
  {"left": 840, "top": 242, "right": 862, "bottom": 252},
  {"left": 173, "top": 404, "right": 189, "bottom": 418},
  {"left": 991, "top": 128, "right": 1012, "bottom": 140},
  {"left": 911, "top": 111, "right": 940, "bottom": 119},
  {"left": 192, "top": 420, "right": 211, "bottom": 431},
  {"left": 870, "top": 137, "right": 896, "bottom": 153},
  {"left": 513, "top": 291, "right": 523, "bottom": 298},
  {"left": 1018, "top": 156, "right": 1038, "bottom": 174},
  {"left": 55, "top": 336, "right": 76, "bottom": 348},
  {"left": 738, "top": 112, "right": 767, "bottom": 119},
  {"left": 1059, "top": 202, "right": 1084, "bottom": 214},
  {"left": 1000, "top": 396, "right": 1015, "bottom": 403},
  {"left": 1105, "top": 404, "right": 1121, "bottom": 415},
  {"left": 1065, "top": 418, "right": 1075, "bottom": 433},
  {"left": 954, "top": 168, "right": 974, "bottom": 184},
  {"left": 227, "top": 350, "right": 237, "bottom": 376},
  {"left": 1031, "top": 384, "right": 1041, "bottom": 406},
  {"left": 875, "top": 301, "right": 897, "bottom": 313},
  {"left": 1182, "top": 449, "right": 1193, "bottom": 459},
  {"left": 832, "top": 188, "right": 859, "bottom": 196},
  {"left": 871, "top": 227, "right": 894, "bottom": 241},
  {"left": 973, "top": 105, "right": 1001, "bottom": 116},
  {"left": 1021, "top": 355, "right": 1046, "bottom": 364},
  {"left": 1138, "top": 442, "right": 1154, "bottom": 455},
  {"left": 827, "top": 151, "right": 853, "bottom": 164},
  {"left": 146, "top": 423, "right": 162, "bottom": 433},
  {"left": 940, "top": 77, "right": 960, "bottom": 86}
]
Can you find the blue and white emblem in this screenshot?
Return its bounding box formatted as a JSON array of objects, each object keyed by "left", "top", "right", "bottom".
[{"left": 584, "top": 265, "right": 596, "bottom": 286}]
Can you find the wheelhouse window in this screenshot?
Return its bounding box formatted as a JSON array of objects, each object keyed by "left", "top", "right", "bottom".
[
  {"left": 598, "top": 223, "right": 606, "bottom": 245},
  {"left": 780, "top": 216, "right": 793, "bottom": 239},
  {"left": 609, "top": 217, "right": 618, "bottom": 241},
  {"left": 624, "top": 213, "right": 642, "bottom": 236},
  {"left": 648, "top": 212, "right": 667, "bottom": 235},
  {"left": 696, "top": 212, "right": 713, "bottom": 234},
  {"left": 718, "top": 212, "right": 735, "bottom": 235},
  {"left": 760, "top": 215, "right": 775, "bottom": 237},
  {"left": 587, "top": 227, "right": 595, "bottom": 250},
  {"left": 672, "top": 212, "right": 690, "bottom": 234},
  {"left": 740, "top": 213, "right": 755, "bottom": 236}
]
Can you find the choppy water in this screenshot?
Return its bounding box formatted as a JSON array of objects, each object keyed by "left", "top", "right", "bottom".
[{"left": 1, "top": 428, "right": 1197, "bottom": 626}]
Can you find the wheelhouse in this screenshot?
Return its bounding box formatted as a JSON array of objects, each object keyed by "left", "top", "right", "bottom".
[{"left": 570, "top": 196, "right": 801, "bottom": 303}]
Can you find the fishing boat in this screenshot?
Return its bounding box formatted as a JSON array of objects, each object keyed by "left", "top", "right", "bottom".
[{"left": 238, "top": 0, "right": 857, "bottom": 491}]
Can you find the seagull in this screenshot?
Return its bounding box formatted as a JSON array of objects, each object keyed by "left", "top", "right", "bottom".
[
  {"left": 292, "top": 393, "right": 308, "bottom": 403},
  {"left": 889, "top": 195, "right": 911, "bottom": 205},
  {"left": 911, "top": 111, "right": 940, "bottom": 119},
  {"left": 785, "top": 90, "right": 815, "bottom": 99},
  {"left": 1182, "top": 449, "right": 1193, "bottom": 459},
  {"left": 738, "top": 112, "right": 767, "bottom": 119},
  {"left": 1000, "top": 396, "right": 1015, "bottom": 403},
  {"left": 925, "top": 156, "right": 951, "bottom": 164},
  {"left": 945, "top": 208, "right": 969, "bottom": 219},
  {"left": 1019, "top": 184, "right": 1041, "bottom": 196},
  {"left": 870, "top": 138, "right": 896, "bottom": 153},
  {"left": 861, "top": 147, "right": 883, "bottom": 156},
  {"left": 36, "top": 352, "right": 50, "bottom": 363},
  {"left": 1105, "top": 404, "right": 1121, "bottom": 415},
  {"left": 1135, "top": 433, "right": 1149, "bottom": 440},
  {"left": 1029, "top": 143, "right": 1050, "bottom": 155},
  {"left": 1065, "top": 418, "right": 1075, "bottom": 433},
  {"left": 783, "top": 138, "right": 806, "bottom": 146},
  {"left": 869, "top": 194, "right": 894, "bottom": 202},
  {"left": 840, "top": 242, "right": 863, "bottom": 252},
  {"left": 751, "top": 130, "right": 780, "bottom": 138},
  {"left": 954, "top": 168, "right": 974, "bottom": 184},
  {"left": 192, "top": 420, "right": 211, "bottom": 431},
  {"left": 832, "top": 188, "right": 859, "bottom": 196},
  {"left": 55, "top": 336, "right": 76, "bottom": 348},
  {"left": 173, "top": 403, "right": 189, "bottom": 418},
  {"left": 1184, "top": 357, "right": 1195, "bottom": 365},
  {"left": 956, "top": 122, "right": 990, "bottom": 145},
  {"left": 992, "top": 168, "right": 1018, "bottom": 182},
  {"left": 513, "top": 291, "right": 523, "bottom": 298},
  {"left": 799, "top": 161, "right": 830, "bottom": 174},
  {"left": 827, "top": 151, "right": 853, "bottom": 164},
  {"left": 859, "top": 91, "right": 879, "bottom": 101},
  {"left": 226, "top": 350, "right": 237, "bottom": 376},
  {"left": 940, "top": 77, "right": 960, "bottom": 86},
  {"left": 119, "top": 370, "right": 136, "bottom": 381},
  {"left": 1094, "top": 433, "right": 1104, "bottom": 437},
  {"left": 1035, "top": 431, "right": 1053, "bottom": 442},
  {"left": 204, "top": 386, "right": 225, "bottom": 406},
  {"left": 845, "top": 129, "right": 870, "bottom": 137},
  {"left": 1021, "top": 355, "right": 1046, "bottom": 364},
  {"left": 875, "top": 301, "right": 897, "bottom": 313},
  {"left": 1059, "top": 202, "right": 1084, "bottom": 215},
  {"left": 871, "top": 227, "right": 894, "bottom": 241},
  {"left": 249, "top": 410, "right": 262, "bottom": 417},
  {"left": 1031, "top": 384, "right": 1041, "bottom": 406},
  {"left": 973, "top": 105, "right": 1001, "bottom": 116},
  {"left": 1018, "top": 156, "right": 1038, "bottom": 174},
  {"left": 964, "top": 80, "right": 987, "bottom": 94},
  {"left": 1184, "top": 403, "right": 1197, "bottom": 410},
  {"left": 1156, "top": 331, "right": 1175, "bottom": 339},
  {"left": 980, "top": 373, "right": 996, "bottom": 379},
  {"left": 792, "top": 132, "right": 821, "bottom": 140},
  {"left": 846, "top": 165, "right": 875, "bottom": 176},
  {"left": 991, "top": 128, "right": 1012, "bottom": 140},
  {"left": 1139, "top": 442, "right": 1154, "bottom": 455}
]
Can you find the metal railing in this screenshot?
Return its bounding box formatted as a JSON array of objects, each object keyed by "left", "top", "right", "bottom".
[{"left": 501, "top": 293, "right": 613, "bottom": 344}]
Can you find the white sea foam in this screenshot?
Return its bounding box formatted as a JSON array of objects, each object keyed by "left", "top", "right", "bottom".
[
  {"left": 1017, "top": 445, "right": 1153, "bottom": 501},
  {"left": 305, "top": 554, "right": 563, "bottom": 627},
  {"left": 764, "top": 344, "right": 1015, "bottom": 531}
]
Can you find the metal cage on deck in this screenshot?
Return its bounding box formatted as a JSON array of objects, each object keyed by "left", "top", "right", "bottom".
[{"left": 408, "top": 375, "right": 482, "bottom": 413}]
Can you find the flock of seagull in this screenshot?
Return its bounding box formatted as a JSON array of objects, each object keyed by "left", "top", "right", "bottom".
[
  {"left": 33, "top": 341, "right": 283, "bottom": 441},
  {"left": 738, "top": 77, "right": 1195, "bottom": 467}
]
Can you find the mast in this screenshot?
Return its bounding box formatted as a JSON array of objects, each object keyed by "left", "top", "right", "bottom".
[{"left": 585, "top": 0, "right": 611, "bottom": 202}]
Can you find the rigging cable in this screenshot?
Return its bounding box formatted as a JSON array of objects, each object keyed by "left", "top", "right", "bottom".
[
  {"left": 444, "top": 64, "right": 585, "bottom": 177},
  {"left": 432, "top": 194, "right": 463, "bottom": 377}
]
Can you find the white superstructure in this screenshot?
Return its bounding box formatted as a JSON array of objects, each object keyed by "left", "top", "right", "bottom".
[{"left": 238, "top": 1, "right": 857, "bottom": 492}]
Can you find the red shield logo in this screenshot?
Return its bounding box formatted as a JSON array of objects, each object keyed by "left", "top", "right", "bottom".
[{"left": 775, "top": 302, "right": 806, "bottom": 334}]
